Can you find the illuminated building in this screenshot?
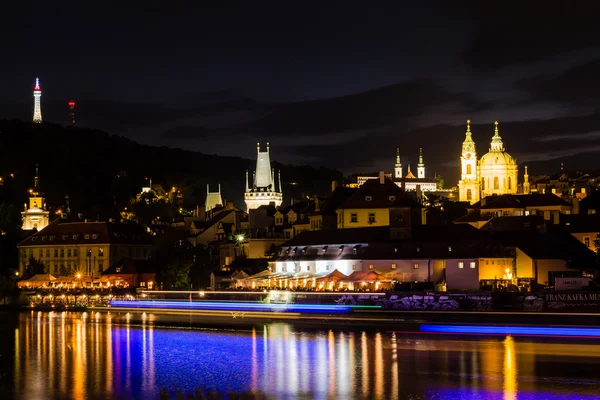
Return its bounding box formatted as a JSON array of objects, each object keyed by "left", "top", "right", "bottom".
[
  {"left": 459, "top": 120, "right": 518, "bottom": 204},
  {"left": 205, "top": 184, "right": 223, "bottom": 213},
  {"left": 17, "top": 218, "right": 153, "bottom": 277},
  {"left": 21, "top": 165, "right": 50, "bottom": 231},
  {"left": 68, "top": 101, "right": 76, "bottom": 124},
  {"left": 356, "top": 148, "right": 437, "bottom": 192},
  {"left": 244, "top": 142, "right": 283, "bottom": 212},
  {"left": 33, "top": 77, "right": 42, "bottom": 123}
]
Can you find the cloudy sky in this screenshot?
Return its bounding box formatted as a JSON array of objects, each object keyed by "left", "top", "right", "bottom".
[{"left": 2, "top": 1, "right": 600, "bottom": 184}]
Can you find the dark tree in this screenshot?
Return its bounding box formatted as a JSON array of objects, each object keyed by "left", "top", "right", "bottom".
[{"left": 23, "top": 256, "right": 46, "bottom": 279}]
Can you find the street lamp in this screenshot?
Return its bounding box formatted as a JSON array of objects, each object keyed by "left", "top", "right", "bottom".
[{"left": 236, "top": 234, "right": 245, "bottom": 257}]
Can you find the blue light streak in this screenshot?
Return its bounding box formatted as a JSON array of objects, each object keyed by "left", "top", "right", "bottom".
[
  {"left": 109, "top": 300, "right": 379, "bottom": 314},
  {"left": 420, "top": 324, "right": 600, "bottom": 338}
]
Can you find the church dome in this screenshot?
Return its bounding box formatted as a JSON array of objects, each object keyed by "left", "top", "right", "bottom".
[{"left": 479, "top": 121, "right": 517, "bottom": 167}]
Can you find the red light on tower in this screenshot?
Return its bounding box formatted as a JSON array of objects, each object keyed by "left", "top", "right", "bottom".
[{"left": 68, "top": 101, "right": 76, "bottom": 125}]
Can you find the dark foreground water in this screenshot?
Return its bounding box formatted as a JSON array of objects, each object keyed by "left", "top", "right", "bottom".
[{"left": 1, "top": 311, "right": 599, "bottom": 399}]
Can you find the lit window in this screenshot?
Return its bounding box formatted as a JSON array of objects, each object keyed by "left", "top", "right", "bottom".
[
  {"left": 470, "top": 262, "right": 476, "bottom": 269},
  {"left": 352, "top": 265, "right": 357, "bottom": 271},
  {"left": 369, "top": 264, "right": 374, "bottom": 270},
  {"left": 584, "top": 236, "right": 591, "bottom": 248},
  {"left": 448, "top": 246, "right": 452, "bottom": 252},
  {"left": 365, "top": 196, "right": 372, "bottom": 202},
  {"left": 458, "top": 262, "right": 464, "bottom": 269},
  {"left": 391, "top": 263, "right": 396, "bottom": 269},
  {"left": 389, "top": 196, "right": 396, "bottom": 201},
  {"left": 413, "top": 263, "right": 419, "bottom": 269}
]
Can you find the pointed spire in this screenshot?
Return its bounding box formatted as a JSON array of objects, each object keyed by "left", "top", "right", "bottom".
[
  {"left": 395, "top": 148, "right": 401, "bottom": 166},
  {"left": 462, "top": 119, "right": 476, "bottom": 154},
  {"left": 34, "top": 164, "right": 40, "bottom": 191},
  {"left": 35, "top": 77, "right": 40, "bottom": 90},
  {"left": 271, "top": 168, "right": 275, "bottom": 190},
  {"left": 278, "top": 170, "right": 282, "bottom": 194},
  {"left": 245, "top": 169, "right": 249, "bottom": 192},
  {"left": 490, "top": 121, "right": 504, "bottom": 151},
  {"left": 257, "top": 142, "right": 260, "bottom": 153},
  {"left": 266, "top": 142, "right": 270, "bottom": 153},
  {"left": 218, "top": 183, "right": 221, "bottom": 193},
  {"left": 418, "top": 148, "right": 424, "bottom": 167}
]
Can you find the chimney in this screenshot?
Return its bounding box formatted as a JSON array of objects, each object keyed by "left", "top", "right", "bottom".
[
  {"left": 331, "top": 181, "right": 337, "bottom": 193},
  {"left": 379, "top": 170, "right": 385, "bottom": 184}
]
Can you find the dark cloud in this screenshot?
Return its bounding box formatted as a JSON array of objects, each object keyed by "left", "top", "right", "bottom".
[
  {"left": 517, "top": 59, "right": 600, "bottom": 106},
  {"left": 446, "top": 1, "right": 600, "bottom": 70}
]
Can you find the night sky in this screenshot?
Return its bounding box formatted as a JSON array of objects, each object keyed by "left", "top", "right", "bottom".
[{"left": 2, "top": 1, "right": 600, "bottom": 183}]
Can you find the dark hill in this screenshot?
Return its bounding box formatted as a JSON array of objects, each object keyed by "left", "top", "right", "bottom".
[{"left": 0, "top": 120, "right": 342, "bottom": 218}]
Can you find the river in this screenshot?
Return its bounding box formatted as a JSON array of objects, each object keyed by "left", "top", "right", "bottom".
[{"left": 0, "top": 311, "right": 599, "bottom": 399}]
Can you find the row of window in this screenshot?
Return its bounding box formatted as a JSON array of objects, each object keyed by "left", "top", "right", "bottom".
[
  {"left": 22, "top": 247, "right": 104, "bottom": 259},
  {"left": 349, "top": 213, "right": 376, "bottom": 223},
  {"left": 458, "top": 262, "right": 477, "bottom": 269}
]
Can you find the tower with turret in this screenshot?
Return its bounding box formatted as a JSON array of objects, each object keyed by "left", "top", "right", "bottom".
[
  {"left": 21, "top": 165, "right": 50, "bottom": 231},
  {"left": 394, "top": 148, "right": 402, "bottom": 178},
  {"left": 417, "top": 148, "right": 425, "bottom": 179},
  {"left": 458, "top": 120, "right": 480, "bottom": 204},
  {"left": 33, "top": 78, "right": 42, "bottom": 123},
  {"left": 244, "top": 142, "right": 283, "bottom": 211}
]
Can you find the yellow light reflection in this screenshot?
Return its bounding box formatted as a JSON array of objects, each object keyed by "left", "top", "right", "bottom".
[{"left": 503, "top": 336, "right": 517, "bottom": 400}]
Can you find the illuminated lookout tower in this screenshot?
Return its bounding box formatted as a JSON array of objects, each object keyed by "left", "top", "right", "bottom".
[
  {"left": 33, "top": 77, "right": 42, "bottom": 123},
  {"left": 68, "top": 101, "right": 76, "bottom": 125},
  {"left": 244, "top": 142, "right": 283, "bottom": 212}
]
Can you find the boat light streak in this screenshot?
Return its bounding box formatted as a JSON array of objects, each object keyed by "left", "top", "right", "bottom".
[
  {"left": 140, "top": 290, "right": 386, "bottom": 296},
  {"left": 109, "top": 300, "right": 381, "bottom": 313},
  {"left": 420, "top": 324, "right": 600, "bottom": 338}
]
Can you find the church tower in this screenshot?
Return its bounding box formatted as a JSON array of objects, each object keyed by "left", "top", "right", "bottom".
[
  {"left": 458, "top": 120, "right": 480, "bottom": 204},
  {"left": 394, "top": 148, "right": 403, "bottom": 178},
  {"left": 523, "top": 166, "right": 531, "bottom": 194},
  {"left": 21, "top": 165, "right": 50, "bottom": 231},
  {"left": 205, "top": 184, "right": 223, "bottom": 213},
  {"left": 417, "top": 148, "right": 425, "bottom": 178},
  {"left": 244, "top": 142, "right": 283, "bottom": 211},
  {"left": 33, "top": 78, "right": 42, "bottom": 123},
  {"left": 478, "top": 121, "right": 518, "bottom": 197}
]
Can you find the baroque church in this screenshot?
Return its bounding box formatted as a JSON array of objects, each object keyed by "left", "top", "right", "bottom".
[{"left": 458, "top": 120, "right": 525, "bottom": 204}]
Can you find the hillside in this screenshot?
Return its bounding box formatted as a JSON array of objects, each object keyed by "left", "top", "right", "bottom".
[{"left": 0, "top": 120, "right": 342, "bottom": 218}]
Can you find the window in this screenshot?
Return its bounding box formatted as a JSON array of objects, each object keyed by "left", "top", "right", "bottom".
[
  {"left": 46, "top": 249, "right": 50, "bottom": 258},
  {"left": 448, "top": 246, "right": 452, "bottom": 252},
  {"left": 466, "top": 189, "right": 472, "bottom": 201},
  {"left": 493, "top": 177, "right": 499, "bottom": 190},
  {"left": 365, "top": 196, "right": 372, "bottom": 202},
  {"left": 508, "top": 176, "right": 512, "bottom": 190},
  {"left": 87, "top": 248, "right": 92, "bottom": 257},
  {"left": 391, "top": 263, "right": 397, "bottom": 269},
  {"left": 350, "top": 213, "right": 358, "bottom": 223},
  {"left": 368, "top": 213, "right": 376, "bottom": 223},
  {"left": 470, "top": 262, "right": 476, "bottom": 269},
  {"left": 98, "top": 262, "right": 104, "bottom": 272},
  {"left": 413, "top": 263, "right": 419, "bottom": 269},
  {"left": 54, "top": 249, "right": 58, "bottom": 257},
  {"left": 368, "top": 264, "right": 374, "bottom": 270},
  {"left": 67, "top": 249, "right": 71, "bottom": 257},
  {"left": 352, "top": 265, "right": 357, "bottom": 271},
  {"left": 458, "top": 262, "right": 464, "bottom": 269},
  {"left": 482, "top": 179, "right": 485, "bottom": 191},
  {"left": 584, "top": 236, "right": 591, "bottom": 248},
  {"left": 60, "top": 248, "right": 64, "bottom": 257},
  {"left": 466, "top": 164, "right": 472, "bottom": 175}
]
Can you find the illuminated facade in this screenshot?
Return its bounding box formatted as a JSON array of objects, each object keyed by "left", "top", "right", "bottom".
[
  {"left": 33, "top": 77, "right": 42, "bottom": 123},
  {"left": 205, "top": 184, "right": 223, "bottom": 213},
  {"left": 21, "top": 165, "right": 50, "bottom": 231},
  {"left": 244, "top": 142, "right": 283, "bottom": 211},
  {"left": 459, "top": 120, "right": 518, "bottom": 204}
]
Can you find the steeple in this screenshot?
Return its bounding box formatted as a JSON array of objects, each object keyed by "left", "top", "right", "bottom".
[
  {"left": 245, "top": 169, "right": 249, "bottom": 192},
  {"left": 245, "top": 142, "right": 283, "bottom": 211},
  {"left": 394, "top": 148, "right": 403, "bottom": 178},
  {"left": 490, "top": 121, "right": 504, "bottom": 152},
  {"left": 278, "top": 170, "right": 282, "bottom": 193},
  {"left": 523, "top": 165, "right": 531, "bottom": 194},
  {"left": 417, "top": 148, "right": 425, "bottom": 179},
  {"left": 462, "top": 119, "right": 476, "bottom": 153},
  {"left": 33, "top": 164, "right": 40, "bottom": 192}
]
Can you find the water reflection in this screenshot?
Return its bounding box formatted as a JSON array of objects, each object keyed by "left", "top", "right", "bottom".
[{"left": 7, "top": 312, "right": 600, "bottom": 399}]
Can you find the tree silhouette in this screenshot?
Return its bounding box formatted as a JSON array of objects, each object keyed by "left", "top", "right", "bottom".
[{"left": 23, "top": 256, "right": 46, "bottom": 279}]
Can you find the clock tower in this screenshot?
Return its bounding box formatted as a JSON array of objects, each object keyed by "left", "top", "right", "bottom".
[{"left": 458, "top": 120, "right": 480, "bottom": 204}]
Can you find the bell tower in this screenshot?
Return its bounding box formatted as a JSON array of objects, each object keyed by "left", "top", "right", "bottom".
[{"left": 458, "top": 120, "right": 480, "bottom": 204}]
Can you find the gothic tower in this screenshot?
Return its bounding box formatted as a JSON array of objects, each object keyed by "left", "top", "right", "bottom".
[
  {"left": 417, "top": 148, "right": 425, "bottom": 179},
  {"left": 244, "top": 142, "right": 283, "bottom": 211},
  {"left": 33, "top": 78, "right": 42, "bottom": 123},
  {"left": 458, "top": 120, "right": 480, "bottom": 204},
  {"left": 394, "top": 148, "right": 403, "bottom": 178}
]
